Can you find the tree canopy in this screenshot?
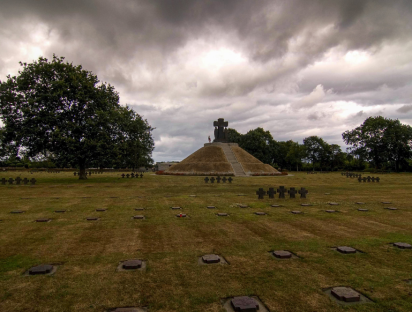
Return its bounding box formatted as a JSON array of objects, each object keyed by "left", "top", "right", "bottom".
[
  {"left": 0, "top": 55, "right": 154, "bottom": 178},
  {"left": 342, "top": 116, "right": 412, "bottom": 170}
]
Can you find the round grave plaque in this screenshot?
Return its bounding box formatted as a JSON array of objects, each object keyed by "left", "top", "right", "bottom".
[
  {"left": 394, "top": 242, "right": 412, "bottom": 249},
  {"left": 255, "top": 212, "right": 266, "bottom": 215},
  {"left": 202, "top": 254, "right": 220, "bottom": 264},
  {"left": 122, "top": 259, "right": 142, "bottom": 270},
  {"left": 28, "top": 264, "right": 54, "bottom": 275},
  {"left": 231, "top": 296, "right": 259, "bottom": 312},
  {"left": 337, "top": 246, "right": 356, "bottom": 254},
  {"left": 273, "top": 250, "right": 292, "bottom": 259},
  {"left": 331, "top": 287, "right": 361, "bottom": 302}
]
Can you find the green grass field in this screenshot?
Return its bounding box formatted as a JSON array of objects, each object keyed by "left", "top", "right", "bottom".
[{"left": 1, "top": 171, "right": 412, "bottom": 312}]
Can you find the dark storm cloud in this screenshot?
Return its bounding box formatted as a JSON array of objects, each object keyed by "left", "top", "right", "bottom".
[{"left": 1, "top": 0, "right": 412, "bottom": 161}]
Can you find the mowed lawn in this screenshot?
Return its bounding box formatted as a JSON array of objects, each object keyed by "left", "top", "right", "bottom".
[{"left": 1, "top": 172, "right": 412, "bottom": 312}]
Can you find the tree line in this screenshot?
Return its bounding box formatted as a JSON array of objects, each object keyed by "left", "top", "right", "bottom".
[{"left": 228, "top": 116, "right": 412, "bottom": 172}]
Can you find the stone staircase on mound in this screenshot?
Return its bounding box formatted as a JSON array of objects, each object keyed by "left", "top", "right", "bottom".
[{"left": 220, "top": 144, "right": 247, "bottom": 176}]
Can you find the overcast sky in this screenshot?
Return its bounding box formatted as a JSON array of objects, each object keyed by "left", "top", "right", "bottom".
[{"left": 1, "top": 0, "right": 412, "bottom": 162}]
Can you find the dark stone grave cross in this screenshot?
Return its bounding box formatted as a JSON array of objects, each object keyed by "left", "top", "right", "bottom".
[
  {"left": 121, "top": 174, "right": 125, "bottom": 178},
  {"left": 15, "top": 177, "right": 22, "bottom": 185},
  {"left": 376, "top": 177, "right": 380, "bottom": 182},
  {"left": 371, "top": 177, "right": 375, "bottom": 182},
  {"left": 74, "top": 172, "right": 77, "bottom": 176},
  {"left": 213, "top": 118, "right": 229, "bottom": 143},
  {"left": 23, "top": 178, "right": 29, "bottom": 185},
  {"left": 131, "top": 173, "right": 135, "bottom": 178},
  {"left": 277, "top": 186, "right": 287, "bottom": 198},
  {"left": 288, "top": 187, "right": 298, "bottom": 199},
  {"left": 216, "top": 176, "right": 221, "bottom": 183},
  {"left": 140, "top": 173, "right": 143, "bottom": 178},
  {"left": 358, "top": 177, "right": 362, "bottom": 183},
  {"left": 8, "top": 178, "right": 14, "bottom": 185},
  {"left": 367, "top": 176, "right": 371, "bottom": 182},
  {"left": 256, "top": 188, "right": 266, "bottom": 199},
  {"left": 126, "top": 174, "right": 130, "bottom": 178},
  {"left": 362, "top": 177, "right": 367, "bottom": 182},
  {"left": 222, "top": 177, "right": 227, "bottom": 183},
  {"left": 298, "top": 187, "right": 308, "bottom": 198},
  {"left": 204, "top": 177, "right": 209, "bottom": 183},
  {"left": 267, "top": 187, "right": 276, "bottom": 199},
  {"left": 228, "top": 177, "right": 233, "bottom": 183},
  {"left": 1, "top": 178, "right": 6, "bottom": 185},
  {"left": 210, "top": 177, "right": 215, "bottom": 183},
  {"left": 30, "top": 178, "right": 36, "bottom": 185}
]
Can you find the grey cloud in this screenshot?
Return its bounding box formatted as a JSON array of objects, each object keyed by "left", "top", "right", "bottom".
[{"left": 397, "top": 105, "right": 412, "bottom": 113}]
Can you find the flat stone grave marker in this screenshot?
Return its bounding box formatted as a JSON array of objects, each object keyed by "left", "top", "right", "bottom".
[
  {"left": 357, "top": 209, "right": 369, "bottom": 212},
  {"left": 355, "top": 202, "right": 365, "bottom": 204},
  {"left": 189, "top": 195, "right": 196, "bottom": 197},
  {"left": 288, "top": 187, "right": 298, "bottom": 198},
  {"left": 336, "top": 246, "right": 357, "bottom": 254},
  {"left": 256, "top": 188, "right": 266, "bottom": 199},
  {"left": 202, "top": 254, "right": 220, "bottom": 264},
  {"left": 393, "top": 242, "right": 412, "bottom": 249},
  {"left": 271, "top": 204, "right": 282, "bottom": 207},
  {"left": 204, "top": 177, "right": 209, "bottom": 183},
  {"left": 27, "top": 264, "right": 55, "bottom": 275},
  {"left": 86, "top": 217, "right": 99, "bottom": 221},
  {"left": 325, "top": 210, "right": 337, "bottom": 213},
  {"left": 291, "top": 211, "right": 302, "bottom": 214},
  {"left": 135, "top": 208, "right": 144, "bottom": 211},
  {"left": 384, "top": 207, "right": 398, "bottom": 210},
  {"left": 35, "top": 218, "right": 51, "bottom": 222},
  {"left": 133, "top": 215, "right": 145, "bottom": 219},
  {"left": 10, "top": 210, "right": 25, "bottom": 214},
  {"left": 223, "top": 295, "right": 269, "bottom": 312},
  {"left": 254, "top": 212, "right": 266, "bottom": 215},
  {"left": 267, "top": 188, "right": 276, "bottom": 198},
  {"left": 277, "top": 186, "right": 287, "bottom": 198},
  {"left": 331, "top": 287, "right": 360, "bottom": 302},
  {"left": 210, "top": 177, "right": 215, "bottom": 183},
  {"left": 238, "top": 204, "right": 248, "bottom": 208},
  {"left": 96, "top": 209, "right": 107, "bottom": 212},
  {"left": 207, "top": 206, "right": 216, "bottom": 209},
  {"left": 171, "top": 206, "right": 182, "bottom": 210},
  {"left": 324, "top": 193, "right": 330, "bottom": 195},
  {"left": 117, "top": 259, "right": 146, "bottom": 272},
  {"left": 231, "top": 296, "right": 259, "bottom": 312},
  {"left": 329, "top": 202, "right": 339, "bottom": 205},
  {"left": 55, "top": 210, "right": 66, "bottom": 213},
  {"left": 217, "top": 213, "right": 228, "bottom": 216},
  {"left": 301, "top": 203, "right": 312, "bottom": 206},
  {"left": 273, "top": 250, "right": 292, "bottom": 259},
  {"left": 381, "top": 201, "right": 392, "bottom": 204},
  {"left": 176, "top": 213, "right": 187, "bottom": 218}
]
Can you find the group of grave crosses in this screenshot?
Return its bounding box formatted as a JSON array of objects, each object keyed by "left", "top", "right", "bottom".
[
  {"left": 74, "top": 171, "right": 103, "bottom": 176},
  {"left": 121, "top": 173, "right": 144, "bottom": 178},
  {"left": 1, "top": 177, "right": 36, "bottom": 185},
  {"left": 204, "top": 176, "right": 233, "bottom": 183},
  {"left": 256, "top": 186, "right": 308, "bottom": 199}
]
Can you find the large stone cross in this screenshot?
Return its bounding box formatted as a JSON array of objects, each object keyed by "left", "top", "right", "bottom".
[{"left": 213, "top": 118, "right": 229, "bottom": 142}]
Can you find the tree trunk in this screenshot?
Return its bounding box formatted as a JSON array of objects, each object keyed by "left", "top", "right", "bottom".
[{"left": 79, "top": 163, "right": 87, "bottom": 180}]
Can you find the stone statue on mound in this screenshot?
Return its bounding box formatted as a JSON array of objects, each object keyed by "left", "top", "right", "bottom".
[{"left": 213, "top": 118, "right": 229, "bottom": 143}]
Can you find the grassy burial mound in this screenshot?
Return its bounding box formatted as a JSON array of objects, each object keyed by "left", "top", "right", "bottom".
[
  {"left": 231, "top": 146, "right": 280, "bottom": 175},
  {"left": 166, "top": 145, "right": 234, "bottom": 175}
]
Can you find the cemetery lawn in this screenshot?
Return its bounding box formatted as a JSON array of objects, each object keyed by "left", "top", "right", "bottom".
[{"left": 1, "top": 171, "right": 412, "bottom": 312}]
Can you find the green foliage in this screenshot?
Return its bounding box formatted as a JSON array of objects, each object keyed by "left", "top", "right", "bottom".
[
  {"left": 343, "top": 116, "right": 412, "bottom": 171},
  {"left": 0, "top": 55, "right": 154, "bottom": 177}
]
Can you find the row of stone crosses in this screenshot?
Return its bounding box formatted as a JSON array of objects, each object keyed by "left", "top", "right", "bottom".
[
  {"left": 342, "top": 172, "right": 380, "bottom": 182},
  {"left": 73, "top": 171, "right": 103, "bottom": 176},
  {"left": 204, "top": 176, "right": 233, "bottom": 183},
  {"left": 1, "top": 177, "right": 36, "bottom": 185},
  {"left": 121, "top": 173, "right": 144, "bottom": 178},
  {"left": 256, "top": 186, "right": 308, "bottom": 199}
]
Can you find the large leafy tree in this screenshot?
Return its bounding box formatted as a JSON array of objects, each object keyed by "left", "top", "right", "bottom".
[
  {"left": 342, "top": 116, "right": 412, "bottom": 170},
  {"left": 303, "top": 136, "right": 329, "bottom": 169},
  {"left": 0, "top": 55, "right": 154, "bottom": 179}
]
